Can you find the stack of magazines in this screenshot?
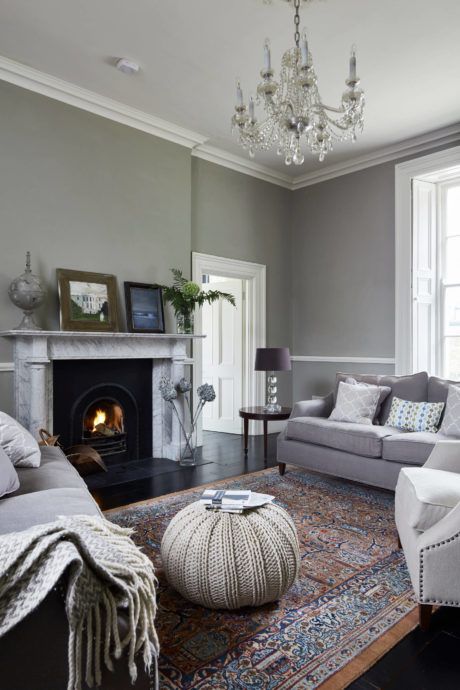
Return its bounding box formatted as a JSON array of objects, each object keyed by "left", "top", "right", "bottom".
[{"left": 199, "top": 489, "right": 274, "bottom": 513}]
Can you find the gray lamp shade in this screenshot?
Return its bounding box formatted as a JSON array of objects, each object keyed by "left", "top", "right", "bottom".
[{"left": 254, "top": 347, "right": 292, "bottom": 372}]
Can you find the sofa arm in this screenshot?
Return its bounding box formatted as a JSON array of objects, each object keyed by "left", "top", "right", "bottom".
[
  {"left": 290, "top": 393, "right": 333, "bottom": 419},
  {"left": 417, "top": 500, "right": 460, "bottom": 604},
  {"left": 423, "top": 440, "right": 460, "bottom": 473}
]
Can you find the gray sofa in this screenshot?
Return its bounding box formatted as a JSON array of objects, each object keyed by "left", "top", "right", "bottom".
[
  {"left": 0, "top": 445, "right": 153, "bottom": 690},
  {"left": 277, "top": 372, "right": 458, "bottom": 490}
]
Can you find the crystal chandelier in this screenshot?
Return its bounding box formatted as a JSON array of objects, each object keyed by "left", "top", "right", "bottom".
[{"left": 231, "top": 0, "right": 365, "bottom": 166}]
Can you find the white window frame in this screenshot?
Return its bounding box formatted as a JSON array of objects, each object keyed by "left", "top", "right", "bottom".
[
  {"left": 395, "top": 146, "right": 460, "bottom": 374},
  {"left": 439, "top": 179, "right": 460, "bottom": 378}
]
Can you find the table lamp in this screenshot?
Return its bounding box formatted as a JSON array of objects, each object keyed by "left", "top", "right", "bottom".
[{"left": 255, "top": 347, "right": 291, "bottom": 413}]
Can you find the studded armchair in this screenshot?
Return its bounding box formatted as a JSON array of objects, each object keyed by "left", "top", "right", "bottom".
[{"left": 395, "top": 440, "right": 460, "bottom": 630}]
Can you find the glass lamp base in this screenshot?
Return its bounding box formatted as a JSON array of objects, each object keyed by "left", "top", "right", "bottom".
[{"left": 264, "top": 403, "right": 282, "bottom": 413}]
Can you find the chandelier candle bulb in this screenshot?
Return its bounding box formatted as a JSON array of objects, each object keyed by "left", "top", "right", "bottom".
[
  {"left": 236, "top": 81, "right": 243, "bottom": 107},
  {"left": 264, "top": 40, "right": 271, "bottom": 72},
  {"left": 249, "top": 96, "right": 255, "bottom": 121},
  {"left": 349, "top": 48, "right": 357, "bottom": 81},
  {"left": 301, "top": 33, "right": 308, "bottom": 67}
]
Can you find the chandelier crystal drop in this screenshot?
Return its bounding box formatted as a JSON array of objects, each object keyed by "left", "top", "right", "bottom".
[{"left": 231, "top": 0, "right": 365, "bottom": 166}]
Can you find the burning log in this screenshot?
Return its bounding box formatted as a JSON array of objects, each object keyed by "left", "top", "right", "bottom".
[{"left": 94, "top": 423, "right": 116, "bottom": 437}]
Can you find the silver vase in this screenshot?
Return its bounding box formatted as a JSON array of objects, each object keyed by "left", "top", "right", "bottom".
[{"left": 8, "top": 252, "right": 46, "bottom": 331}]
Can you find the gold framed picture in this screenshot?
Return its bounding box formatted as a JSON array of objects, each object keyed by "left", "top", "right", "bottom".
[{"left": 57, "top": 268, "right": 120, "bottom": 332}]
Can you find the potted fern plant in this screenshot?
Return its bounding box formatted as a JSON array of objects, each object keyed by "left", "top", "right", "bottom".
[{"left": 162, "top": 269, "right": 236, "bottom": 334}]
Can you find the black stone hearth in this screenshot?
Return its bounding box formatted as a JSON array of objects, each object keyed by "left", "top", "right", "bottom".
[{"left": 53, "top": 359, "right": 153, "bottom": 465}]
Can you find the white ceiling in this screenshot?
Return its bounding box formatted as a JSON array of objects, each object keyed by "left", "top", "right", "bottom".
[{"left": 1, "top": 0, "right": 460, "bottom": 179}]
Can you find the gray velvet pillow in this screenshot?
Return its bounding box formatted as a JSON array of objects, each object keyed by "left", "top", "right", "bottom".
[{"left": 0, "top": 445, "right": 20, "bottom": 497}]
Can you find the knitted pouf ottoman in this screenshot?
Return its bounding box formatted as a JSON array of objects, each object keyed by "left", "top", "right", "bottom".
[{"left": 160, "top": 500, "right": 300, "bottom": 609}]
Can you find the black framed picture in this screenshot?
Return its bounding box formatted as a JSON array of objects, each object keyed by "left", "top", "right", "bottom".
[{"left": 124, "top": 282, "right": 165, "bottom": 333}]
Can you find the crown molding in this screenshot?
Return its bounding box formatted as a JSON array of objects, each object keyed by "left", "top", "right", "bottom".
[
  {"left": 291, "top": 124, "right": 460, "bottom": 189},
  {"left": 192, "top": 144, "right": 293, "bottom": 189},
  {"left": 0, "top": 55, "right": 459, "bottom": 190},
  {"left": 0, "top": 55, "right": 207, "bottom": 149}
]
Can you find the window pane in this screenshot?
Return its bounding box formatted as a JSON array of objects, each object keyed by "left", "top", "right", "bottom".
[
  {"left": 444, "top": 286, "right": 460, "bottom": 336},
  {"left": 446, "top": 185, "right": 460, "bottom": 237},
  {"left": 444, "top": 337, "right": 460, "bottom": 380},
  {"left": 445, "top": 236, "right": 460, "bottom": 282}
]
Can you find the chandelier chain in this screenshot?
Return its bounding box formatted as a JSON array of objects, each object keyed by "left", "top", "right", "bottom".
[{"left": 294, "top": 0, "right": 301, "bottom": 47}]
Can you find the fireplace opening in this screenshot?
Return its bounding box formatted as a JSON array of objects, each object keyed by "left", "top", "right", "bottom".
[
  {"left": 53, "top": 359, "right": 153, "bottom": 466},
  {"left": 82, "top": 399, "right": 128, "bottom": 458}
]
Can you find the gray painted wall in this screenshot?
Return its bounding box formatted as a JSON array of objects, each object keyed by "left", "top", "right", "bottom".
[
  {"left": 0, "top": 83, "right": 293, "bottom": 414},
  {"left": 291, "top": 139, "right": 460, "bottom": 400},
  {"left": 191, "top": 158, "right": 292, "bottom": 405}
]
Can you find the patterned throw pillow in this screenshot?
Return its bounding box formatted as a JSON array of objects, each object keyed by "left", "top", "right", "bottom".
[
  {"left": 345, "top": 377, "right": 391, "bottom": 424},
  {"left": 0, "top": 411, "right": 41, "bottom": 467},
  {"left": 329, "top": 381, "right": 381, "bottom": 426},
  {"left": 440, "top": 385, "right": 460, "bottom": 438},
  {"left": 386, "top": 396, "right": 444, "bottom": 433}
]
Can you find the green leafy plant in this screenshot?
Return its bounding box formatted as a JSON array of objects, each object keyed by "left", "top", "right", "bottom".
[{"left": 161, "top": 269, "right": 236, "bottom": 319}]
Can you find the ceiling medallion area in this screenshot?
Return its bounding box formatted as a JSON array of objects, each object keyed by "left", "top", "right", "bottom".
[{"left": 232, "top": 0, "right": 365, "bottom": 166}]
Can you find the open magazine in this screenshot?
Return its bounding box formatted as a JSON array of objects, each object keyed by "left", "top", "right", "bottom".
[{"left": 200, "top": 489, "right": 275, "bottom": 513}]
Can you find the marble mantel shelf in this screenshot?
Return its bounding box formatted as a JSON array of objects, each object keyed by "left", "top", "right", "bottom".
[
  {"left": 1, "top": 329, "right": 204, "bottom": 461},
  {"left": 0, "top": 330, "right": 204, "bottom": 339}
]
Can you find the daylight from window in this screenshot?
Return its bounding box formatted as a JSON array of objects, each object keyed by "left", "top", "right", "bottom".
[{"left": 442, "top": 184, "right": 460, "bottom": 379}]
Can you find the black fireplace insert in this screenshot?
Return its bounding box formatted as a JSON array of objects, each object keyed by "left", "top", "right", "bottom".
[{"left": 53, "top": 359, "right": 153, "bottom": 465}]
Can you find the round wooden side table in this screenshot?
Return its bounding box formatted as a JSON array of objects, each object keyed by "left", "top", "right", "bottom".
[{"left": 239, "top": 406, "right": 291, "bottom": 459}]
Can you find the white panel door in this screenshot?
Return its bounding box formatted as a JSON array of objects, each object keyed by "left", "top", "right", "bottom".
[
  {"left": 202, "top": 279, "right": 243, "bottom": 434},
  {"left": 412, "top": 179, "right": 437, "bottom": 374}
]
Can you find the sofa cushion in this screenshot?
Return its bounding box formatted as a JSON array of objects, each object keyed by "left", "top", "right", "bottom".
[
  {"left": 0, "top": 446, "right": 19, "bottom": 497},
  {"left": 428, "top": 375, "right": 460, "bottom": 404},
  {"left": 379, "top": 372, "right": 429, "bottom": 424},
  {"left": 0, "top": 487, "right": 101, "bottom": 535},
  {"left": 382, "top": 431, "right": 447, "bottom": 465},
  {"left": 335, "top": 371, "right": 429, "bottom": 425},
  {"left": 329, "top": 381, "right": 381, "bottom": 425},
  {"left": 0, "top": 411, "right": 41, "bottom": 468},
  {"left": 14, "top": 446, "right": 86, "bottom": 496},
  {"left": 286, "top": 416, "right": 398, "bottom": 458},
  {"left": 396, "top": 467, "right": 460, "bottom": 531}
]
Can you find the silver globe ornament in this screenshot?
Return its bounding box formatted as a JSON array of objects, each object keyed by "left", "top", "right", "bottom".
[{"left": 8, "top": 252, "right": 46, "bottom": 330}]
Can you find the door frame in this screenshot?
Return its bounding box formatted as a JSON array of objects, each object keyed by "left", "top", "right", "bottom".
[{"left": 192, "top": 252, "right": 266, "bottom": 444}]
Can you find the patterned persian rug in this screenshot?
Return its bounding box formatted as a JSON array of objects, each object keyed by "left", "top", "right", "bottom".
[{"left": 106, "top": 467, "right": 417, "bottom": 689}]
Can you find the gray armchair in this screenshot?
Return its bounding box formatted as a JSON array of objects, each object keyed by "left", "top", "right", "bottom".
[{"left": 395, "top": 440, "right": 460, "bottom": 630}]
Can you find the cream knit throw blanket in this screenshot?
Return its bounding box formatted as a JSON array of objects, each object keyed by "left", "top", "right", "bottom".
[{"left": 0, "top": 515, "right": 159, "bottom": 690}]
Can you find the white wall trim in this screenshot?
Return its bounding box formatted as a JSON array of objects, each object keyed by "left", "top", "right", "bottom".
[
  {"left": 0, "top": 363, "right": 14, "bottom": 372},
  {"left": 192, "top": 144, "right": 293, "bottom": 190},
  {"left": 291, "top": 355, "right": 395, "bottom": 365},
  {"left": 0, "top": 56, "right": 207, "bottom": 149},
  {"left": 1, "top": 55, "right": 459, "bottom": 191},
  {"left": 395, "top": 145, "right": 460, "bottom": 374},
  {"left": 192, "top": 252, "right": 266, "bottom": 441},
  {"left": 292, "top": 124, "right": 460, "bottom": 190}
]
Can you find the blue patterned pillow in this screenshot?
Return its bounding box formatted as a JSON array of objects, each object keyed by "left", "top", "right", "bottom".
[{"left": 386, "top": 396, "right": 444, "bottom": 433}]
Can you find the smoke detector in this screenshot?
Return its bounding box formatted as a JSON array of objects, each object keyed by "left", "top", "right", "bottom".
[{"left": 115, "top": 58, "right": 140, "bottom": 75}]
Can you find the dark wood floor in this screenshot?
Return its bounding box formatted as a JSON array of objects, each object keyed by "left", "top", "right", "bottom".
[
  {"left": 86, "top": 430, "right": 278, "bottom": 511},
  {"left": 86, "top": 431, "right": 460, "bottom": 689}
]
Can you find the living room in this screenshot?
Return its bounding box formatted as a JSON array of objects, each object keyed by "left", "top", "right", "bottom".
[{"left": 0, "top": 0, "right": 459, "bottom": 688}]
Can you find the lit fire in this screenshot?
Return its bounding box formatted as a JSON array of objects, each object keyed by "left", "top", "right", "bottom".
[{"left": 92, "top": 409, "right": 106, "bottom": 432}]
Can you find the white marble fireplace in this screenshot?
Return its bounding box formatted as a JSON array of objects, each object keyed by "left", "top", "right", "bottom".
[{"left": 0, "top": 331, "right": 203, "bottom": 461}]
